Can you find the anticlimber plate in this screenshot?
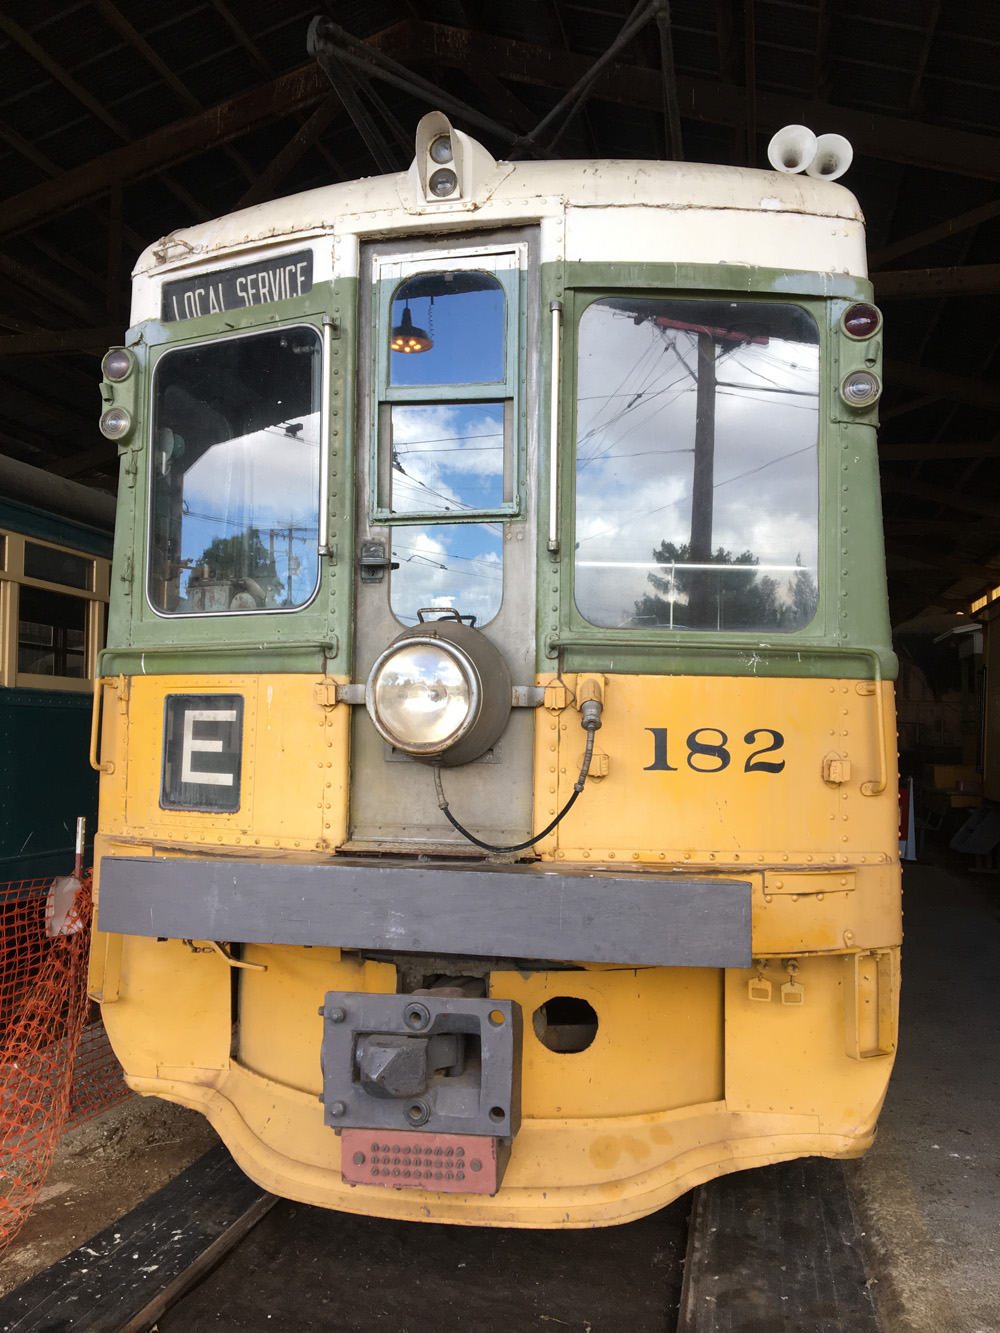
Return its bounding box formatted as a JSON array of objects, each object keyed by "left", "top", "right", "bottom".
[{"left": 340, "top": 1129, "right": 504, "bottom": 1195}]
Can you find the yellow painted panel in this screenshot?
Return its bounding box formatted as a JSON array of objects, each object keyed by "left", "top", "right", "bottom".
[
  {"left": 752, "top": 864, "right": 901, "bottom": 955},
  {"left": 724, "top": 951, "right": 897, "bottom": 1136},
  {"left": 237, "top": 946, "right": 396, "bottom": 1093},
  {"left": 533, "top": 675, "right": 899, "bottom": 868},
  {"left": 114, "top": 674, "right": 350, "bottom": 851},
  {"left": 100, "top": 934, "right": 232, "bottom": 1080},
  {"left": 488, "top": 967, "right": 723, "bottom": 1119}
]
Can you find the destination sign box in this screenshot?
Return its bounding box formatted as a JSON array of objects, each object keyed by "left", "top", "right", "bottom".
[{"left": 161, "top": 250, "right": 314, "bottom": 322}]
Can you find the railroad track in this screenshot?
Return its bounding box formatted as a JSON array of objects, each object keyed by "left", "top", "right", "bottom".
[{"left": 0, "top": 1148, "right": 880, "bottom": 1332}]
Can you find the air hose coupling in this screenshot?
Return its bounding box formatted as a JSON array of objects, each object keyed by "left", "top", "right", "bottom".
[{"left": 577, "top": 674, "right": 605, "bottom": 732}]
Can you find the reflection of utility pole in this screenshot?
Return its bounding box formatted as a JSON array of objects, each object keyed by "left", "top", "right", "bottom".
[
  {"left": 652, "top": 315, "right": 768, "bottom": 629},
  {"left": 287, "top": 526, "right": 294, "bottom": 605},
  {"left": 688, "top": 331, "right": 717, "bottom": 628}
]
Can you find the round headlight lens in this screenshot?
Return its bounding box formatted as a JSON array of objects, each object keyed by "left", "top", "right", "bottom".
[
  {"left": 100, "top": 406, "right": 132, "bottom": 439},
  {"left": 428, "top": 168, "right": 458, "bottom": 198},
  {"left": 102, "top": 348, "right": 133, "bottom": 380},
  {"left": 840, "top": 370, "right": 881, "bottom": 407},
  {"left": 370, "top": 643, "right": 473, "bottom": 751},
  {"left": 429, "top": 135, "right": 453, "bottom": 164}
]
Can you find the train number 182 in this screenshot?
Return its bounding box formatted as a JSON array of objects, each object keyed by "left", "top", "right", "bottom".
[{"left": 644, "top": 728, "right": 785, "bottom": 774}]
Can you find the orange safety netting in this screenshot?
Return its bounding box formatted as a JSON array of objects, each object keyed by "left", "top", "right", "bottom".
[{"left": 0, "top": 870, "right": 128, "bottom": 1255}]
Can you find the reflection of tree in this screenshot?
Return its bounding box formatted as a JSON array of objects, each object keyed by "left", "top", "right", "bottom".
[
  {"left": 189, "top": 528, "right": 283, "bottom": 606},
  {"left": 634, "top": 541, "right": 817, "bottom": 631}
]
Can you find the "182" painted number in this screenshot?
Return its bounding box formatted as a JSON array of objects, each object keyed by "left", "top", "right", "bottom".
[{"left": 644, "top": 728, "right": 785, "bottom": 774}]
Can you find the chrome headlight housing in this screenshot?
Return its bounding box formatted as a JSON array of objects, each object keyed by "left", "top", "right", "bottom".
[{"left": 365, "top": 619, "right": 511, "bottom": 767}]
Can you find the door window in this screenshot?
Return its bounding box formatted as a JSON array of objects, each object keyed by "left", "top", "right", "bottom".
[{"left": 370, "top": 248, "right": 525, "bottom": 627}]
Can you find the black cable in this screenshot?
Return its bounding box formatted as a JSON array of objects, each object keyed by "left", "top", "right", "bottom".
[{"left": 433, "top": 727, "right": 597, "bottom": 854}]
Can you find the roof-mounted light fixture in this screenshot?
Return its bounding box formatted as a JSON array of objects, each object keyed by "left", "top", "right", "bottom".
[{"left": 408, "top": 111, "right": 499, "bottom": 207}]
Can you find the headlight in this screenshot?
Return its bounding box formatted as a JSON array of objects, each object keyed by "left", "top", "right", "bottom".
[
  {"left": 365, "top": 619, "right": 512, "bottom": 766},
  {"left": 369, "top": 642, "right": 474, "bottom": 752}
]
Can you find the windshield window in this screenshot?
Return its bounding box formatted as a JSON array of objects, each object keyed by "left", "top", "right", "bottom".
[
  {"left": 148, "top": 327, "right": 321, "bottom": 616},
  {"left": 574, "top": 297, "right": 819, "bottom": 632}
]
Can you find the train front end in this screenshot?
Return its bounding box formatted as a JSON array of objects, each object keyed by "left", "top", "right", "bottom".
[{"left": 90, "top": 119, "right": 900, "bottom": 1227}]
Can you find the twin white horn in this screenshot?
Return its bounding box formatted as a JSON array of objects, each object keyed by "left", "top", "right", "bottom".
[{"left": 767, "top": 125, "right": 853, "bottom": 181}]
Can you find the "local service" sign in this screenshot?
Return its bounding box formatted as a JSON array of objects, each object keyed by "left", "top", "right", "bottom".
[{"left": 161, "top": 250, "right": 314, "bottom": 322}]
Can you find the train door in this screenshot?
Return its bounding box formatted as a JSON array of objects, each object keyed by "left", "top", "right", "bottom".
[{"left": 347, "top": 232, "right": 539, "bottom": 851}]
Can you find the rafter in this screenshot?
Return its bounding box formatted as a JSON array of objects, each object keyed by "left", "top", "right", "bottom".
[
  {"left": 881, "top": 473, "right": 1000, "bottom": 522},
  {"left": 872, "top": 264, "right": 1000, "bottom": 300},
  {"left": 0, "top": 12, "right": 209, "bottom": 223},
  {"left": 417, "top": 23, "right": 1000, "bottom": 180},
  {"left": 885, "top": 539, "right": 1000, "bottom": 586},
  {"left": 883, "top": 360, "right": 1000, "bottom": 413},
  {"left": 880, "top": 441, "right": 1000, "bottom": 461},
  {"left": 236, "top": 95, "right": 344, "bottom": 210},
  {"left": 3, "top": 17, "right": 998, "bottom": 247},
  {"left": 89, "top": 0, "right": 258, "bottom": 185},
  {"left": 869, "top": 199, "right": 1000, "bottom": 268},
  {"left": 0, "top": 327, "right": 122, "bottom": 357}
]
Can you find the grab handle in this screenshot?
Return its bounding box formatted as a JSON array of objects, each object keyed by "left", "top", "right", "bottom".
[{"left": 89, "top": 677, "right": 116, "bottom": 774}]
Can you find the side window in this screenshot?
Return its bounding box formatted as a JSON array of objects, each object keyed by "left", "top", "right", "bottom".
[
  {"left": 371, "top": 250, "right": 524, "bottom": 628},
  {"left": 573, "top": 296, "right": 820, "bottom": 633},
  {"left": 0, "top": 532, "right": 110, "bottom": 691},
  {"left": 147, "top": 326, "right": 322, "bottom": 616}
]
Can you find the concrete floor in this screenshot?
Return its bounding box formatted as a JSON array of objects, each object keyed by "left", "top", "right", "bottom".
[{"left": 850, "top": 853, "right": 1000, "bottom": 1333}]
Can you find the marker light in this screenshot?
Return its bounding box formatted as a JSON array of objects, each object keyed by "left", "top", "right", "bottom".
[
  {"left": 429, "top": 135, "right": 453, "bottom": 164},
  {"left": 366, "top": 619, "right": 512, "bottom": 766},
  {"left": 99, "top": 406, "right": 132, "bottom": 439},
  {"left": 428, "top": 168, "right": 458, "bottom": 198},
  {"left": 840, "top": 370, "right": 882, "bottom": 407},
  {"left": 102, "top": 348, "right": 133, "bottom": 380},
  {"left": 842, "top": 303, "right": 882, "bottom": 339}
]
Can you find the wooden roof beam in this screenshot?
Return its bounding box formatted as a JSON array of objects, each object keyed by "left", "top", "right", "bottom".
[
  {"left": 0, "top": 12, "right": 209, "bottom": 223},
  {"left": 885, "top": 539, "right": 1000, "bottom": 586},
  {"left": 89, "top": 0, "right": 258, "bottom": 186},
  {"left": 881, "top": 473, "right": 1000, "bottom": 522},
  {"left": 0, "top": 327, "right": 122, "bottom": 357},
  {"left": 418, "top": 23, "right": 1000, "bottom": 180},
  {"left": 873, "top": 264, "right": 1000, "bottom": 300},
  {"left": 2, "top": 18, "right": 998, "bottom": 247},
  {"left": 869, "top": 200, "right": 1000, "bottom": 268},
  {"left": 883, "top": 360, "right": 1000, "bottom": 413},
  {"left": 880, "top": 441, "right": 1000, "bottom": 461}
]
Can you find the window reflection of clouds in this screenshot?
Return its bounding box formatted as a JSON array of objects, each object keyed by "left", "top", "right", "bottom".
[
  {"left": 148, "top": 328, "right": 321, "bottom": 615},
  {"left": 390, "top": 523, "right": 503, "bottom": 627},
  {"left": 178, "top": 417, "right": 320, "bottom": 609},
  {"left": 389, "top": 403, "right": 504, "bottom": 514},
  {"left": 574, "top": 300, "right": 819, "bottom": 632}
]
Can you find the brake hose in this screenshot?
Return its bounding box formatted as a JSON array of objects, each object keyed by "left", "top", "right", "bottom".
[{"left": 433, "top": 698, "right": 603, "bottom": 854}]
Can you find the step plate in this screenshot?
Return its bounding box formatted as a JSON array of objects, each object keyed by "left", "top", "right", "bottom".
[{"left": 341, "top": 1129, "right": 501, "bottom": 1195}]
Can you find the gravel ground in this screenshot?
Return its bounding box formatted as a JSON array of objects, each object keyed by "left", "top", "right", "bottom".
[{"left": 1, "top": 1096, "right": 218, "bottom": 1296}]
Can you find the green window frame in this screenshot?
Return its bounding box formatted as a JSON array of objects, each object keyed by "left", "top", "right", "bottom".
[{"left": 370, "top": 244, "right": 527, "bottom": 525}]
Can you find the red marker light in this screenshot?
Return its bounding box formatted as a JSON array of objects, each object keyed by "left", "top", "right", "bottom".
[{"left": 843, "top": 303, "right": 881, "bottom": 339}]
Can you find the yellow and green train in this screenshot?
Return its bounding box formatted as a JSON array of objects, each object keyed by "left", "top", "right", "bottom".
[{"left": 89, "top": 113, "right": 899, "bottom": 1227}]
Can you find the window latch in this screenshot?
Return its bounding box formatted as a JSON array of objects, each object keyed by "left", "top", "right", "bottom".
[{"left": 359, "top": 541, "right": 400, "bottom": 583}]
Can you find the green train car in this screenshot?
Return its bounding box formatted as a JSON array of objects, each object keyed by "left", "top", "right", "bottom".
[{"left": 0, "top": 456, "right": 113, "bottom": 883}]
